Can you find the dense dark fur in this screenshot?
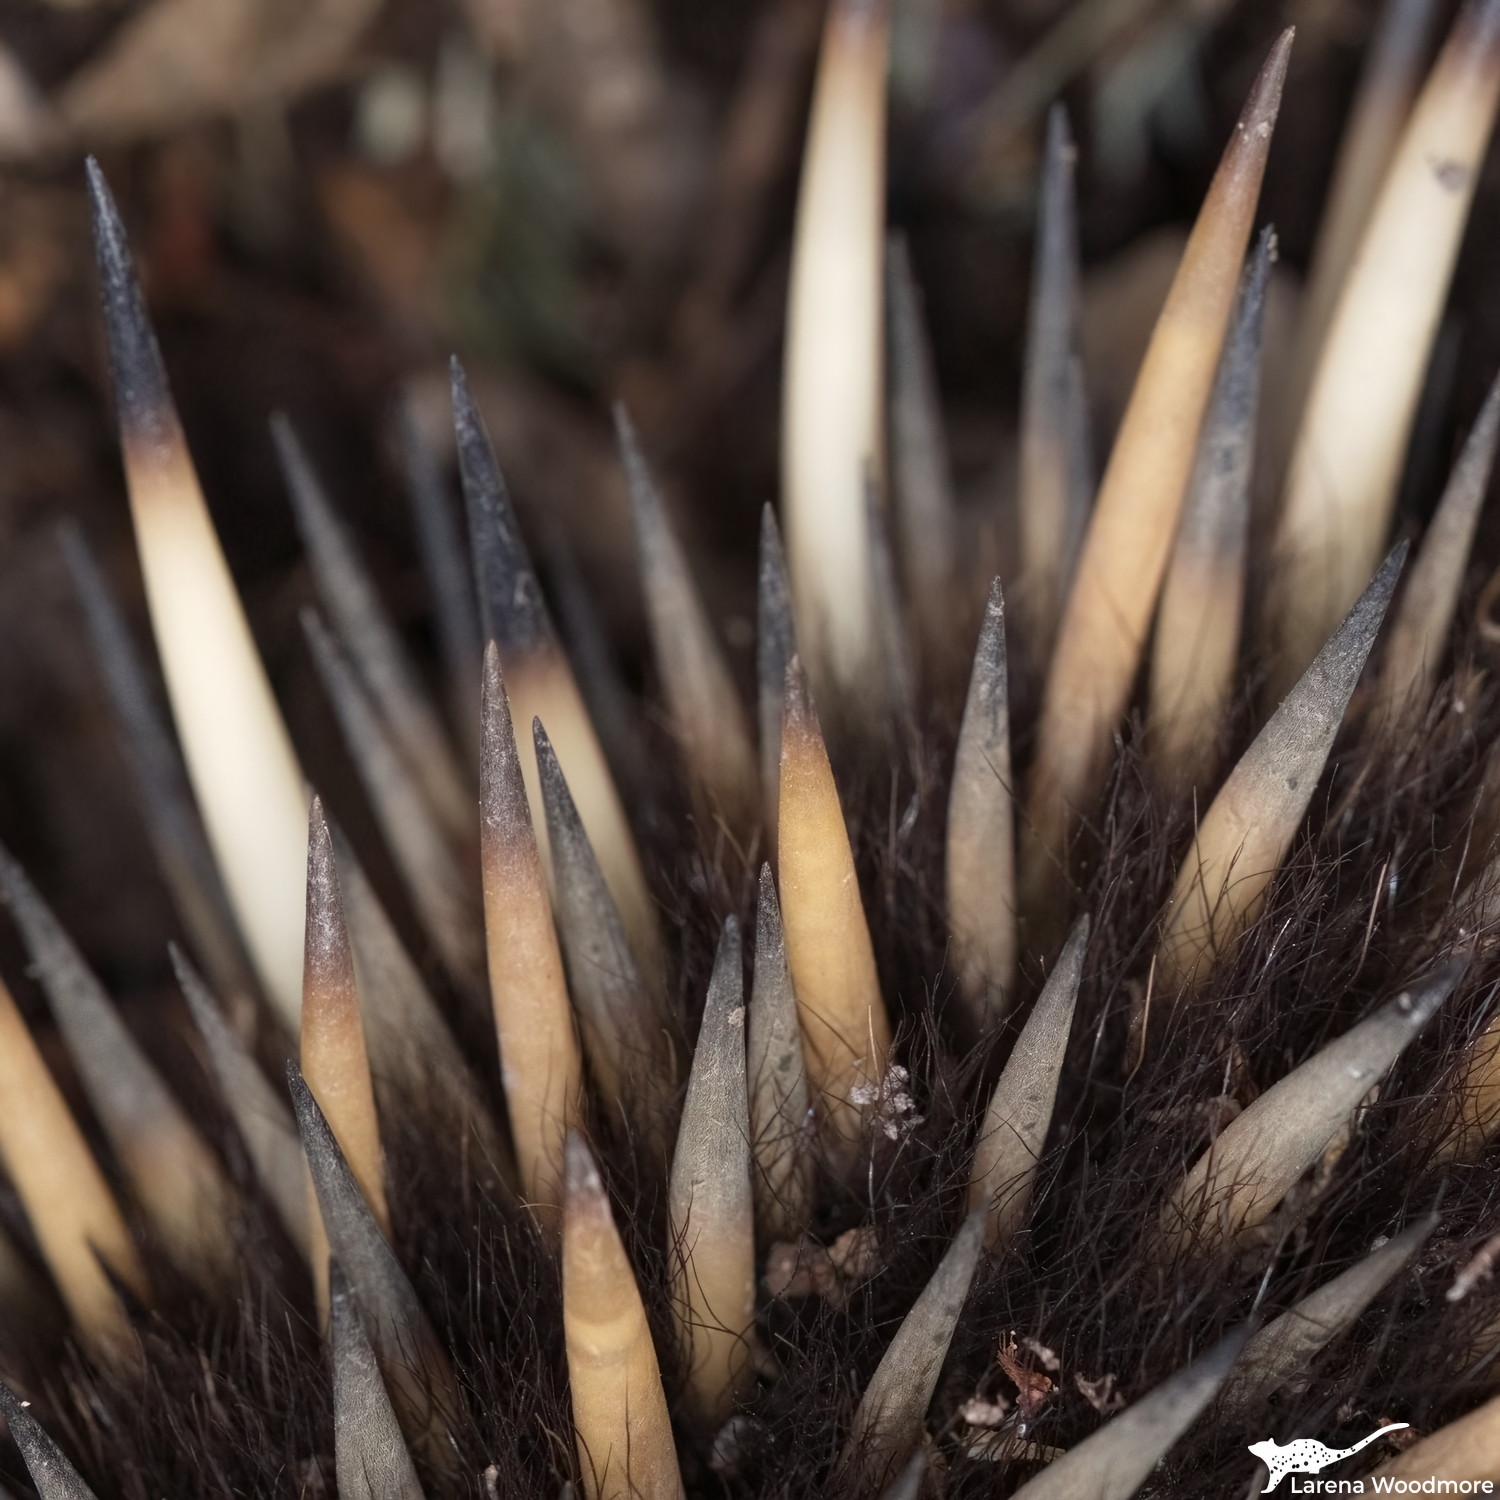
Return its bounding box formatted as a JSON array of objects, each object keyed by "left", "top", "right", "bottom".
[{"left": 2, "top": 556, "right": 1500, "bottom": 1499}]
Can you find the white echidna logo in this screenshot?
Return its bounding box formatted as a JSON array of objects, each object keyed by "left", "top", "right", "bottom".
[{"left": 1248, "top": 1423, "right": 1409, "bottom": 1491}]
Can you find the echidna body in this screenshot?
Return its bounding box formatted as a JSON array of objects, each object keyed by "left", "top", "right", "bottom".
[{"left": 5, "top": 5, "right": 1500, "bottom": 1500}]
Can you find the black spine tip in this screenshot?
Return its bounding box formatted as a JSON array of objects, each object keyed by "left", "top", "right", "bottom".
[
  {"left": 0, "top": 1378, "right": 101, "bottom": 1500},
  {"left": 86, "top": 159, "right": 175, "bottom": 452},
  {"left": 451, "top": 362, "right": 552, "bottom": 655},
  {"left": 532, "top": 718, "right": 565, "bottom": 804}
]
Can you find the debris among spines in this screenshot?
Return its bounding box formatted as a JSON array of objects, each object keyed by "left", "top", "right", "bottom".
[
  {"left": 0, "top": 974, "right": 147, "bottom": 1362},
  {"left": 615, "top": 404, "right": 757, "bottom": 838},
  {"left": 1215, "top": 1214, "right": 1438, "bottom": 1422},
  {"left": 301, "top": 797, "right": 389, "bottom": 1239},
  {"left": 1149, "top": 226, "right": 1275, "bottom": 790},
  {"left": 274, "top": 413, "right": 473, "bottom": 844},
  {"left": 480, "top": 642, "right": 581, "bottom": 1230},
  {"left": 287, "top": 1064, "right": 458, "bottom": 1462},
  {"left": 969, "top": 915, "right": 1088, "bottom": 1251},
  {"left": 777, "top": 654, "right": 892, "bottom": 1163},
  {"left": 756, "top": 504, "right": 798, "bottom": 845},
  {"left": 534, "top": 719, "right": 677, "bottom": 1148},
  {"left": 747, "top": 863, "right": 813, "bottom": 1242},
  {"left": 1024, "top": 30, "right": 1292, "bottom": 911},
  {"left": 398, "top": 395, "right": 484, "bottom": 766},
  {"left": 330, "top": 1260, "right": 427, "bottom": 1500},
  {"left": 1157, "top": 961, "right": 1464, "bottom": 1260},
  {"left": 172, "top": 944, "right": 310, "bottom": 1258},
  {"left": 563, "top": 1132, "right": 684, "bottom": 1500},
  {"left": 1156, "top": 543, "right": 1407, "bottom": 1000},
  {"left": 669, "top": 917, "right": 757, "bottom": 1425},
  {"left": 0, "top": 1383, "right": 100, "bottom": 1500},
  {"left": 837, "top": 1214, "right": 985, "bottom": 1491},
  {"left": 451, "top": 359, "right": 662, "bottom": 982},
  {"left": 946, "top": 580, "right": 1017, "bottom": 1032},
  {"left": 886, "top": 234, "right": 958, "bottom": 675},
  {"left": 303, "top": 608, "right": 485, "bottom": 996},
  {"left": 0, "top": 838, "right": 237, "bottom": 1288},
  {"left": 58, "top": 520, "right": 254, "bottom": 1006},
  {"left": 86, "top": 157, "right": 309, "bottom": 1028},
  {"left": 1378, "top": 370, "right": 1500, "bottom": 723},
  {"left": 1006, "top": 1329, "right": 1249, "bottom": 1500},
  {"left": 781, "top": 0, "right": 890, "bottom": 707},
  {"left": 1018, "top": 103, "right": 1090, "bottom": 663},
  {"left": 1283, "top": 0, "right": 1442, "bottom": 438},
  {"left": 1271, "top": 0, "right": 1500, "bottom": 690}
]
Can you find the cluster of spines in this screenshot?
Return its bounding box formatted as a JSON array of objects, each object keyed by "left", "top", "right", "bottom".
[{"left": 4, "top": 1, "right": 1500, "bottom": 1497}]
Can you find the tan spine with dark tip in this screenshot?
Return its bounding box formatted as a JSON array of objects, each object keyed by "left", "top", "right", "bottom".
[
  {"left": 480, "top": 643, "right": 581, "bottom": 1229},
  {"left": 1024, "top": 32, "right": 1292, "bottom": 907},
  {"left": 0, "top": 975, "right": 147, "bottom": 1364},
  {"left": 777, "top": 654, "right": 891, "bottom": 1161},
  {"left": 87, "top": 158, "right": 309, "bottom": 1028},
  {"left": 563, "top": 1132, "right": 684, "bottom": 1500},
  {"left": 0, "top": 839, "right": 237, "bottom": 1289},
  {"left": 452, "top": 360, "right": 662, "bottom": 983},
  {"left": 302, "top": 798, "right": 389, "bottom": 1237}
]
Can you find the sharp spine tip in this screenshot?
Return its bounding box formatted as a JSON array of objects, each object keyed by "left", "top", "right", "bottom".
[{"left": 85, "top": 158, "right": 173, "bottom": 448}]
